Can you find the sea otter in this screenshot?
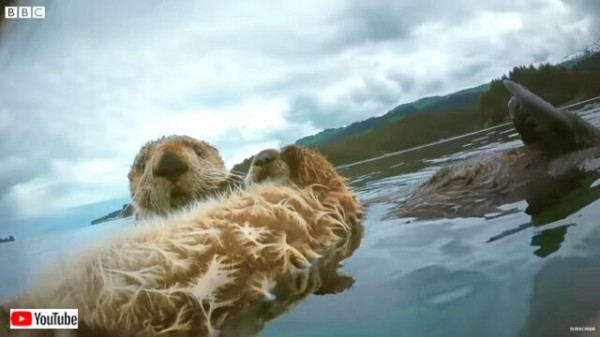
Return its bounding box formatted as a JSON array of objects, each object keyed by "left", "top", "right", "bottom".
[
  {"left": 390, "top": 80, "right": 600, "bottom": 219},
  {"left": 245, "top": 146, "right": 365, "bottom": 295},
  {"left": 0, "top": 145, "right": 364, "bottom": 337},
  {"left": 128, "top": 135, "right": 243, "bottom": 219}
]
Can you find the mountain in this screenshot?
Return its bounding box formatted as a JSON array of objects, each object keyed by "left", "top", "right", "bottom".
[
  {"left": 561, "top": 40, "right": 600, "bottom": 69},
  {"left": 295, "top": 83, "right": 489, "bottom": 148},
  {"left": 90, "top": 203, "right": 134, "bottom": 225}
]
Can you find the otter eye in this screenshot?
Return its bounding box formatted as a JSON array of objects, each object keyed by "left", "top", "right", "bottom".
[{"left": 194, "top": 148, "right": 204, "bottom": 157}]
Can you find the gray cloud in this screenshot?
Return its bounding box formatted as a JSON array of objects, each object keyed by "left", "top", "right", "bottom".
[
  {"left": 449, "top": 61, "right": 493, "bottom": 82},
  {"left": 568, "top": 0, "right": 600, "bottom": 15},
  {"left": 285, "top": 75, "right": 402, "bottom": 130},
  {"left": 566, "top": 0, "right": 600, "bottom": 37},
  {"left": 331, "top": 0, "right": 550, "bottom": 50}
]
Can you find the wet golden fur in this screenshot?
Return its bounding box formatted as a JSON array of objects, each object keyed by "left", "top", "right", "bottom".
[
  {"left": 128, "top": 135, "right": 240, "bottom": 218},
  {"left": 0, "top": 145, "right": 364, "bottom": 337}
]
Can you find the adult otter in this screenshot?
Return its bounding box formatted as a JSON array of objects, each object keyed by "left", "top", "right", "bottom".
[
  {"left": 391, "top": 80, "right": 600, "bottom": 219},
  {"left": 0, "top": 145, "right": 364, "bottom": 337},
  {"left": 128, "top": 135, "right": 242, "bottom": 219}
]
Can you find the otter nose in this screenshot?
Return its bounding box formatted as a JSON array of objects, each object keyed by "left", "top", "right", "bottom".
[{"left": 154, "top": 151, "right": 188, "bottom": 181}]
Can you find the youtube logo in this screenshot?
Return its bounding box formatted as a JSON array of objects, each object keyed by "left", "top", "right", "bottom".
[
  {"left": 9, "top": 309, "right": 78, "bottom": 329},
  {"left": 10, "top": 311, "right": 32, "bottom": 326}
]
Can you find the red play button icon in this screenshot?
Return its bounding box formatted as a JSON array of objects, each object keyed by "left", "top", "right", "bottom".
[{"left": 10, "top": 311, "right": 32, "bottom": 326}]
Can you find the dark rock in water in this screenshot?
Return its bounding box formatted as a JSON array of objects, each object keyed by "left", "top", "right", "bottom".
[
  {"left": 91, "top": 203, "right": 135, "bottom": 225},
  {"left": 0, "top": 235, "right": 15, "bottom": 244}
]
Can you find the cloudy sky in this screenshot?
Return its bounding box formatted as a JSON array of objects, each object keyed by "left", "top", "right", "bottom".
[{"left": 0, "top": 0, "right": 599, "bottom": 224}]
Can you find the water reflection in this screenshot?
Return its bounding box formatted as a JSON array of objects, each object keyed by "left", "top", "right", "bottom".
[
  {"left": 529, "top": 224, "right": 574, "bottom": 258},
  {"left": 486, "top": 173, "right": 600, "bottom": 250}
]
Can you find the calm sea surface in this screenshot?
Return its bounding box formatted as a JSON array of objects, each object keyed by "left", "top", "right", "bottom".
[{"left": 1, "top": 105, "right": 599, "bottom": 337}]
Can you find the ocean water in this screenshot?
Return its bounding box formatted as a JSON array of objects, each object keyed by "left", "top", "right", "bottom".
[{"left": 1, "top": 105, "right": 599, "bottom": 337}]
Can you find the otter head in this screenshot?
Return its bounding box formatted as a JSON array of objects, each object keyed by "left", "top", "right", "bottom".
[
  {"left": 244, "top": 148, "right": 293, "bottom": 187},
  {"left": 128, "top": 135, "right": 233, "bottom": 217},
  {"left": 504, "top": 79, "right": 600, "bottom": 157},
  {"left": 244, "top": 145, "right": 347, "bottom": 190}
]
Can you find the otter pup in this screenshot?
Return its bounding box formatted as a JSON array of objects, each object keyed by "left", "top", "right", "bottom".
[
  {"left": 0, "top": 145, "right": 364, "bottom": 337},
  {"left": 128, "top": 135, "right": 242, "bottom": 219},
  {"left": 246, "top": 146, "right": 365, "bottom": 295},
  {"left": 392, "top": 80, "right": 600, "bottom": 219}
]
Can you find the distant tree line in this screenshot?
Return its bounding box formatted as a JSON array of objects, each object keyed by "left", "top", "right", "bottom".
[{"left": 316, "top": 103, "right": 482, "bottom": 164}]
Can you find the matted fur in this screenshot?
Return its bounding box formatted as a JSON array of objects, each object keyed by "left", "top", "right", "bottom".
[
  {"left": 0, "top": 145, "right": 364, "bottom": 337},
  {"left": 128, "top": 135, "right": 241, "bottom": 219},
  {"left": 393, "top": 147, "right": 549, "bottom": 218}
]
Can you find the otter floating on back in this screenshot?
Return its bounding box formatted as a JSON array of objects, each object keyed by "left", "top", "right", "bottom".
[
  {"left": 0, "top": 145, "right": 364, "bottom": 337},
  {"left": 391, "top": 80, "right": 600, "bottom": 219}
]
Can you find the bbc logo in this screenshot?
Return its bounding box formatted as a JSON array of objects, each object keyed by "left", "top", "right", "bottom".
[{"left": 4, "top": 6, "right": 45, "bottom": 19}]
